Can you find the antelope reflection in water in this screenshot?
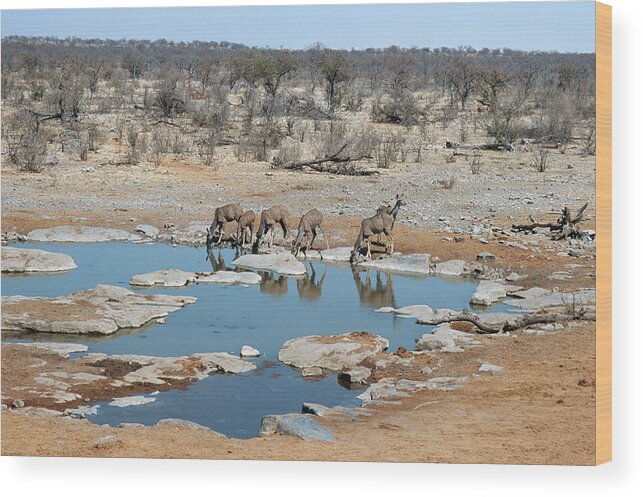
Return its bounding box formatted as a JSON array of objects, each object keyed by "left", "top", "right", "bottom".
[
  {"left": 205, "top": 245, "right": 240, "bottom": 272},
  {"left": 352, "top": 266, "right": 397, "bottom": 309},
  {"left": 296, "top": 262, "right": 327, "bottom": 302},
  {"left": 259, "top": 271, "right": 289, "bottom": 296}
]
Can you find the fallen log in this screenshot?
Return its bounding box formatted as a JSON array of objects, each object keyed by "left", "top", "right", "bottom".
[
  {"left": 512, "top": 202, "right": 589, "bottom": 240},
  {"left": 271, "top": 144, "right": 376, "bottom": 175},
  {"left": 418, "top": 310, "right": 596, "bottom": 335}
]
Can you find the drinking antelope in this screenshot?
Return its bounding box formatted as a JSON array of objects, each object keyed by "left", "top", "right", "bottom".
[
  {"left": 207, "top": 203, "right": 245, "bottom": 247},
  {"left": 253, "top": 205, "right": 290, "bottom": 252},
  {"left": 350, "top": 194, "right": 405, "bottom": 262},
  {"left": 291, "top": 208, "right": 329, "bottom": 259}
]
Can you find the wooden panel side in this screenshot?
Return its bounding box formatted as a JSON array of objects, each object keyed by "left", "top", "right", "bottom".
[{"left": 595, "top": 1, "right": 612, "bottom": 466}]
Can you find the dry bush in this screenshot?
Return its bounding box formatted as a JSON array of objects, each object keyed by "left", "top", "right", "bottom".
[
  {"left": 155, "top": 72, "right": 186, "bottom": 117},
  {"left": 125, "top": 126, "right": 140, "bottom": 164},
  {"left": 469, "top": 154, "right": 482, "bottom": 174},
  {"left": 371, "top": 91, "right": 420, "bottom": 126},
  {"left": 86, "top": 124, "right": 103, "bottom": 151},
  {"left": 314, "top": 122, "right": 377, "bottom": 162},
  {"left": 374, "top": 131, "right": 407, "bottom": 169},
  {"left": 196, "top": 130, "right": 221, "bottom": 167},
  {"left": 171, "top": 133, "right": 190, "bottom": 155},
  {"left": 149, "top": 129, "right": 172, "bottom": 166},
  {"left": 582, "top": 128, "right": 596, "bottom": 156},
  {"left": 273, "top": 138, "right": 303, "bottom": 165},
  {"left": 2, "top": 110, "right": 48, "bottom": 172},
  {"left": 531, "top": 146, "right": 549, "bottom": 172},
  {"left": 237, "top": 121, "right": 282, "bottom": 162},
  {"left": 440, "top": 175, "right": 457, "bottom": 189}
]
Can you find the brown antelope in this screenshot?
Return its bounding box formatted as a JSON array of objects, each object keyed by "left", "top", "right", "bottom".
[
  {"left": 291, "top": 208, "right": 329, "bottom": 259},
  {"left": 207, "top": 203, "right": 244, "bottom": 246},
  {"left": 253, "top": 205, "right": 290, "bottom": 252},
  {"left": 350, "top": 194, "right": 405, "bottom": 262},
  {"left": 236, "top": 210, "right": 255, "bottom": 247}
]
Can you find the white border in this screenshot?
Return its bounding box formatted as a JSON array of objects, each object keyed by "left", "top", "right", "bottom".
[{"left": 1, "top": 1, "right": 641, "bottom": 495}]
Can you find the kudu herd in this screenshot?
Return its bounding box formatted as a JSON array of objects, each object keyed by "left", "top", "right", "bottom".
[{"left": 205, "top": 193, "right": 405, "bottom": 263}]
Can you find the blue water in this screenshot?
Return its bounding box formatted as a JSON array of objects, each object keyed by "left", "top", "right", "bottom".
[{"left": 2, "top": 241, "right": 493, "bottom": 438}]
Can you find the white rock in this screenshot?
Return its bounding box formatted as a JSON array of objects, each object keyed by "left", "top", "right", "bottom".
[
  {"left": 130, "top": 269, "right": 195, "bottom": 287},
  {"left": 2, "top": 285, "right": 196, "bottom": 335},
  {"left": 338, "top": 366, "right": 371, "bottom": 384},
  {"left": 13, "top": 342, "right": 88, "bottom": 357},
  {"left": 26, "top": 226, "right": 139, "bottom": 243},
  {"left": 479, "top": 363, "right": 504, "bottom": 373},
  {"left": 470, "top": 280, "right": 522, "bottom": 306},
  {"left": 233, "top": 252, "right": 306, "bottom": 275},
  {"left": 108, "top": 395, "right": 156, "bottom": 407},
  {"left": 297, "top": 246, "right": 352, "bottom": 262},
  {"left": 433, "top": 259, "right": 468, "bottom": 277},
  {"left": 301, "top": 367, "right": 324, "bottom": 377},
  {"left": 1, "top": 247, "right": 77, "bottom": 273},
  {"left": 193, "top": 352, "right": 257, "bottom": 374},
  {"left": 240, "top": 345, "right": 261, "bottom": 357},
  {"left": 279, "top": 332, "right": 389, "bottom": 371},
  {"left": 359, "top": 253, "right": 432, "bottom": 275},
  {"left": 134, "top": 224, "right": 160, "bottom": 238}
]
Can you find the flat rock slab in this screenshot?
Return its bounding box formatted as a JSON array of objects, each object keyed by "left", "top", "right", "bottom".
[
  {"left": 433, "top": 259, "right": 468, "bottom": 277},
  {"left": 504, "top": 288, "right": 596, "bottom": 311},
  {"left": 2, "top": 247, "right": 77, "bottom": 273},
  {"left": 109, "top": 395, "right": 156, "bottom": 407},
  {"left": 416, "top": 323, "right": 475, "bottom": 352},
  {"left": 357, "top": 376, "right": 466, "bottom": 402},
  {"left": 279, "top": 332, "right": 389, "bottom": 371},
  {"left": 233, "top": 252, "right": 306, "bottom": 275},
  {"left": 1, "top": 284, "right": 197, "bottom": 335},
  {"left": 130, "top": 269, "right": 261, "bottom": 287},
  {"left": 380, "top": 306, "right": 461, "bottom": 325},
  {"left": 375, "top": 304, "right": 436, "bottom": 322},
  {"left": 134, "top": 224, "right": 160, "bottom": 238},
  {"left": 155, "top": 418, "right": 226, "bottom": 436},
  {"left": 260, "top": 413, "right": 335, "bottom": 441},
  {"left": 302, "top": 402, "right": 372, "bottom": 420},
  {"left": 470, "top": 280, "right": 523, "bottom": 306},
  {"left": 296, "top": 246, "right": 353, "bottom": 262},
  {"left": 359, "top": 253, "right": 432, "bottom": 274},
  {"left": 13, "top": 342, "right": 88, "bottom": 357},
  {"left": 26, "top": 226, "right": 141, "bottom": 243}
]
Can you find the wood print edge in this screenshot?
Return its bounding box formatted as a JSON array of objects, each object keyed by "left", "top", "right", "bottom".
[{"left": 595, "top": 0, "right": 612, "bottom": 465}]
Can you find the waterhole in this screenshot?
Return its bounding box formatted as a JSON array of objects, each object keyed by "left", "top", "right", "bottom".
[{"left": 3, "top": 242, "right": 504, "bottom": 438}]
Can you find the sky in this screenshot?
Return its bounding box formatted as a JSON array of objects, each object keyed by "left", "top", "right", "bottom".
[{"left": 0, "top": 2, "right": 596, "bottom": 53}]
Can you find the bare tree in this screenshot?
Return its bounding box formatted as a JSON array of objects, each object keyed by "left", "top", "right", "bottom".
[{"left": 317, "top": 50, "right": 354, "bottom": 117}]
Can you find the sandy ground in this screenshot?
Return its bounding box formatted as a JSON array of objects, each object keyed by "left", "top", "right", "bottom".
[{"left": 1, "top": 144, "right": 596, "bottom": 463}]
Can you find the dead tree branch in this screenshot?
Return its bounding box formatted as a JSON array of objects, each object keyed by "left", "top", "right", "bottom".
[
  {"left": 512, "top": 202, "right": 589, "bottom": 240},
  {"left": 271, "top": 144, "right": 375, "bottom": 175},
  {"left": 418, "top": 311, "right": 596, "bottom": 335}
]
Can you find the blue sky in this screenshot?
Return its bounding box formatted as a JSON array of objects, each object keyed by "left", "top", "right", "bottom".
[{"left": 1, "top": 2, "right": 596, "bottom": 52}]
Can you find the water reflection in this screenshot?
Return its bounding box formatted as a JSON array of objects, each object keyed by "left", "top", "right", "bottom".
[
  {"left": 296, "top": 262, "right": 327, "bottom": 302},
  {"left": 259, "top": 271, "right": 289, "bottom": 296},
  {"left": 352, "top": 266, "right": 397, "bottom": 309},
  {"left": 205, "top": 245, "right": 239, "bottom": 272}
]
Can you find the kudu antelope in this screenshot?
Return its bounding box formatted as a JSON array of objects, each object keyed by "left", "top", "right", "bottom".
[
  {"left": 207, "top": 203, "right": 244, "bottom": 247},
  {"left": 236, "top": 210, "right": 255, "bottom": 247},
  {"left": 350, "top": 194, "right": 405, "bottom": 262},
  {"left": 291, "top": 208, "right": 329, "bottom": 259},
  {"left": 252, "top": 205, "right": 290, "bottom": 252}
]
